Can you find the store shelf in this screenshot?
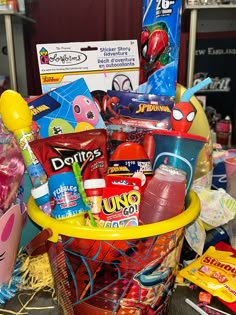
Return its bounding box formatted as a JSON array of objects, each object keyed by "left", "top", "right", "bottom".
[
  {"left": 0, "top": 10, "right": 35, "bottom": 91},
  {"left": 0, "top": 9, "right": 35, "bottom": 23},
  {"left": 184, "top": 2, "right": 236, "bottom": 88},
  {"left": 185, "top": 4, "right": 236, "bottom": 9}
]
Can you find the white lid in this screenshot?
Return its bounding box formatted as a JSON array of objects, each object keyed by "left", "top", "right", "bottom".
[
  {"left": 84, "top": 178, "right": 106, "bottom": 189},
  {"left": 31, "top": 181, "right": 49, "bottom": 198}
]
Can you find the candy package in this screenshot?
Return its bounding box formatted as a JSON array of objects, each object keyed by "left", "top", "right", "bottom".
[
  {"left": 180, "top": 246, "right": 236, "bottom": 303},
  {"left": 214, "top": 242, "right": 236, "bottom": 313}
]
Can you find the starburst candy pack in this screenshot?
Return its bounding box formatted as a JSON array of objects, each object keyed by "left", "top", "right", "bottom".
[
  {"left": 139, "top": 0, "right": 182, "bottom": 97},
  {"left": 180, "top": 246, "right": 236, "bottom": 303}
]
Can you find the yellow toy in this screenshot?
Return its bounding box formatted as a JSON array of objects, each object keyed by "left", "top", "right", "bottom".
[{"left": 0, "top": 90, "right": 47, "bottom": 188}]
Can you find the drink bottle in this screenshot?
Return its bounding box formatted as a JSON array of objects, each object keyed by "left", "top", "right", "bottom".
[
  {"left": 84, "top": 178, "right": 106, "bottom": 215},
  {"left": 108, "top": 142, "right": 153, "bottom": 192},
  {"left": 139, "top": 164, "right": 186, "bottom": 224},
  {"left": 31, "top": 181, "right": 51, "bottom": 216},
  {"left": 48, "top": 171, "right": 88, "bottom": 225}
]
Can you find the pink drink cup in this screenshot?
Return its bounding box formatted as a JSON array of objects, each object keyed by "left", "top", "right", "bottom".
[
  {"left": 225, "top": 149, "right": 236, "bottom": 180},
  {"left": 140, "top": 165, "right": 186, "bottom": 224}
]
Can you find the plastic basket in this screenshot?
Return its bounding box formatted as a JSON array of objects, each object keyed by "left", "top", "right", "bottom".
[{"left": 28, "top": 190, "right": 200, "bottom": 315}]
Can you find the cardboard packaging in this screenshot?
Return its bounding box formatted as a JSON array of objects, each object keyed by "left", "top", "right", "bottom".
[{"left": 36, "top": 40, "right": 140, "bottom": 102}]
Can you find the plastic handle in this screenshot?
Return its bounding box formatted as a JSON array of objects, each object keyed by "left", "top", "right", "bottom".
[{"left": 25, "top": 228, "right": 53, "bottom": 256}]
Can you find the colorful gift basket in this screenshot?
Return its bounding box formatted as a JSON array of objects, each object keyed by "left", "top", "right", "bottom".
[
  {"left": 27, "top": 190, "right": 200, "bottom": 315},
  {"left": 0, "top": 1, "right": 215, "bottom": 311}
]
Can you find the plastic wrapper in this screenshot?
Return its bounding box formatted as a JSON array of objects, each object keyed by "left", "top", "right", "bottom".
[
  {"left": 185, "top": 186, "right": 236, "bottom": 256},
  {"left": 29, "top": 129, "right": 108, "bottom": 181},
  {"left": 193, "top": 187, "right": 236, "bottom": 228},
  {"left": 180, "top": 246, "right": 236, "bottom": 304},
  {"left": 0, "top": 119, "right": 25, "bottom": 213},
  {"left": 227, "top": 171, "right": 236, "bottom": 199},
  {"left": 185, "top": 218, "right": 206, "bottom": 256}
]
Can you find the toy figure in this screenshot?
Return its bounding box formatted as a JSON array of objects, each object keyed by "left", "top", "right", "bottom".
[
  {"left": 171, "top": 77, "right": 212, "bottom": 133},
  {"left": 171, "top": 101, "right": 196, "bottom": 133}
]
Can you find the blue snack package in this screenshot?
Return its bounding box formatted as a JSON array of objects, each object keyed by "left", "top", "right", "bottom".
[{"left": 138, "top": 0, "right": 182, "bottom": 97}]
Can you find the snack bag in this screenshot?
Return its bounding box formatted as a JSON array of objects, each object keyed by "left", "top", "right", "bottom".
[
  {"left": 29, "top": 129, "right": 108, "bottom": 181},
  {"left": 214, "top": 242, "right": 236, "bottom": 313},
  {"left": 180, "top": 246, "right": 236, "bottom": 303},
  {"left": 99, "top": 176, "right": 142, "bottom": 228},
  {"left": 29, "top": 129, "right": 108, "bottom": 220}
]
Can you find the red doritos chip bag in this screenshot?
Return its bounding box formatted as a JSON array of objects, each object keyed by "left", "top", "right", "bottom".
[{"left": 30, "top": 129, "right": 108, "bottom": 181}]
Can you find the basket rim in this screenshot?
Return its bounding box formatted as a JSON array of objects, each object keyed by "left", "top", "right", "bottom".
[{"left": 27, "top": 190, "right": 200, "bottom": 242}]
